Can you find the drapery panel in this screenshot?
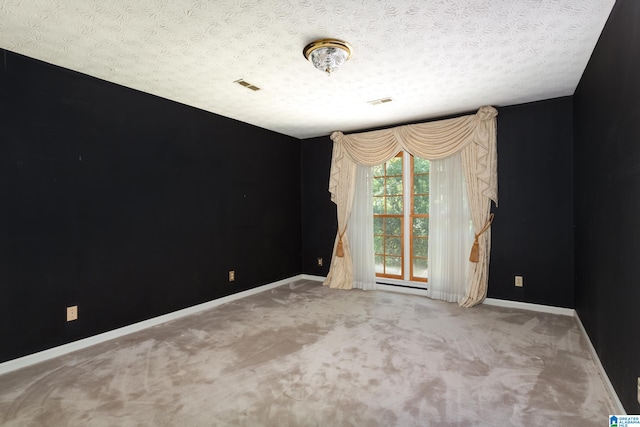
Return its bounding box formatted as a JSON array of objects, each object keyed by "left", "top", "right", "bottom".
[
  {"left": 324, "top": 106, "right": 498, "bottom": 307},
  {"left": 426, "top": 154, "right": 474, "bottom": 303},
  {"left": 348, "top": 165, "right": 377, "bottom": 290}
]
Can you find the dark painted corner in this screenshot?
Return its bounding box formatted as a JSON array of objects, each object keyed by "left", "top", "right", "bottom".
[
  {"left": 573, "top": 0, "right": 640, "bottom": 413},
  {"left": 488, "top": 97, "right": 574, "bottom": 308},
  {"left": 301, "top": 137, "right": 336, "bottom": 277}
]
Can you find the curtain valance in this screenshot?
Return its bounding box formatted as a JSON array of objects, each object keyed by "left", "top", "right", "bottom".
[
  {"left": 324, "top": 106, "right": 498, "bottom": 307},
  {"left": 330, "top": 105, "right": 498, "bottom": 204}
]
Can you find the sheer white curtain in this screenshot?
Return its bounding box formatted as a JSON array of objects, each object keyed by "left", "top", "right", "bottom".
[
  {"left": 426, "top": 153, "right": 474, "bottom": 303},
  {"left": 347, "top": 165, "right": 377, "bottom": 290}
]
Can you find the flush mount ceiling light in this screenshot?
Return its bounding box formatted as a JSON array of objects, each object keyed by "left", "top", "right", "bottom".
[{"left": 303, "top": 38, "right": 353, "bottom": 75}]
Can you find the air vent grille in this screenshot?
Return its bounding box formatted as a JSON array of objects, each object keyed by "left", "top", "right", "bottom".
[
  {"left": 367, "top": 97, "right": 393, "bottom": 105},
  {"left": 234, "top": 79, "right": 260, "bottom": 91}
]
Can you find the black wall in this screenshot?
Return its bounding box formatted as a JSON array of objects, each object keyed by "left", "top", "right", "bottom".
[
  {"left": 574, "top": 0, "right": 640, "bottom": 413},
  {"left": 301, "top": 137, "right": 336, "bottom": 276},
  {"left": 0, "top": 51, "right": 302, "bottom": 363},
  {"left": 489, "top": 98, "right": 574, "bottom": 307},
  {"left": 301, "top": 99, "right": 576, "bottom": 309}
]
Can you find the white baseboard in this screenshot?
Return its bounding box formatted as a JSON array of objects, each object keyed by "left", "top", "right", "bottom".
[
  {"left": 299, "top": 276, "right": 430, "bottom": 297},
  {"left": 376, "top": 283, "right": 429, "bottom": 296},
  {"left": 574, "top": 312, "right": 626, "bottom": 415},
  {"left": 300, "top": 274, "right": 326, "bottom": 282},
  {"left": 0, "top": 275, "right": 306, "bottom": 376},
  {"left": 482, "top": 298, "right": 575, "bottom": 316}
]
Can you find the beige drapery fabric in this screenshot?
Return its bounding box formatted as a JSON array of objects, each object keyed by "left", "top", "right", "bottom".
[{"left": 324, "top": 106, "right": 498, "bottom": 307}]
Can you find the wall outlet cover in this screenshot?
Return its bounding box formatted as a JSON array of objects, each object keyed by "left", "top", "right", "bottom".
[{"left": 66, "top": 306, "right": 78, "bottom": 322}]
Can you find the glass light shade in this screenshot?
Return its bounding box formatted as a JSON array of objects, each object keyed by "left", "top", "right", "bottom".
[{"left": 303, "top": 39, "right": 353, "bottom": 75}]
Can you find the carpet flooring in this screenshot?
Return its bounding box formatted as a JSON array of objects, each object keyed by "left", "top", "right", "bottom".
[{"left": 0, "top": 279, "right": 616, "bottom": 426}]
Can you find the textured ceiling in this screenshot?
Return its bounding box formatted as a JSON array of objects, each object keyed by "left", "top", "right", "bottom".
[{"left": 0, "top": 0, "right": 615, "bottom": 139}]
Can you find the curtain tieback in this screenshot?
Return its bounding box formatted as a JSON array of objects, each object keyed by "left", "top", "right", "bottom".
[
  {"left": 336, "top": 227, "right": 347, "bottom": 257},
  {"left": 469, "top": 213, "right": 494, "bottom": 263}
]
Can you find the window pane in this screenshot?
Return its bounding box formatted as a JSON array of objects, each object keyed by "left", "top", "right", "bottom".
[
  {"left": 373, "top": 152, "right": 430, "bottom": 281},
  {"left": 386, "top": 196, "right": 403, "bottom": 214},
  {"left": 386, "top": 176, "right": 403, "bottom": 196},
  {"left": 385, "top": 217, "right": 402, "bottom": 236},
  {"left": 414, "top": 158, "right": 430, "bottom": 174},
  {"left": 373, "top": 197, "right": 384, "bottom": 214},
  {"left": 412, "top": 237, "right": 428, "bottom": 257},
  {"left": 413, "top": 174, "right": 429, "bottom": 195},
  {"left": 385, "top": 256, "right": 402, "bottom": 275},
  {"left": 412, "top": 217, "right": 429, "bottom": 237},
  {"left": 386, "top": 157, "right": 403, "bottom": 176},
  {"left": 375, "top": 255, "right": 384, "bottom": 273},
  {"left": 374, "top": 217, "right": 384, "bottom": 234},
  {"left": 373, "top": 177, "right": 385, "bottom": 196},
  {"left": 374, "top": 235, "right": 384, "bottom": 254},
  {"left": 387, "top": 237, "right": 402, "bottom": 256},
  {"left": 413, "top": 257, "right": 428, "bottom": 279},
  {"left": 414, "top": 195, "right": 429, "bottom": 214}
]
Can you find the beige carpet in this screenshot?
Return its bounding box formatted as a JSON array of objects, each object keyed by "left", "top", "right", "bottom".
[{"left": 0, "top": 279, "right": 616, "bottom": 426}]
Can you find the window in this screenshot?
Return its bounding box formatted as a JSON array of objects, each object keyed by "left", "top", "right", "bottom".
[{"left": 373, "top": 152, "right": 429, "bottom": 282}]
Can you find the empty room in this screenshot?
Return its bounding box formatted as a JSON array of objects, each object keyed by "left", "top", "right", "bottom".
[{"left": 1, "top": 0, "right": 639, "bottom": 425}]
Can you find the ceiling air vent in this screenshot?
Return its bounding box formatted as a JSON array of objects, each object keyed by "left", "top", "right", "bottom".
[
  {"left": 234, "top": 79, "right": 260, "bottom": 91},
  {"left": 367, "top": 97, "right": 393, "bottom": 105}
]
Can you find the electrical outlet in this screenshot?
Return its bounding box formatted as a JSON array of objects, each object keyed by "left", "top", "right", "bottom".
[
  {"left": 66, "top": 306, "right": 78, "bottom": 322},
  {"left": 229, "top": 270, "right": 235, "bottom": 282},
  {"left": 317, "top": 258, "right": 323, "bottom": 267},
  {"left": 515, "top": 276, "right": 524, "bottom": 288}
]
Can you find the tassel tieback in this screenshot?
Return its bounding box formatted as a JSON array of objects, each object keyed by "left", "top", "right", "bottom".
[
  {"left": 336, "top": 227, "right": 347, "bottom": 257},
  {"left": 469, "top": 213, "right": 494, "bottom": 263}
]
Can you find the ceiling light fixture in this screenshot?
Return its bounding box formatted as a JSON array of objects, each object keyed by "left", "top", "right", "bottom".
[{"left": 303, "top": 38, "right": 353, "bottom": 75}]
